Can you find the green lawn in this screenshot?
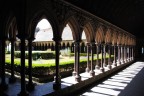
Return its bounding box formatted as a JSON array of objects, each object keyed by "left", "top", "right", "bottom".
[{"left": 5, "top": 53, "right": 113, "bottom": 68}]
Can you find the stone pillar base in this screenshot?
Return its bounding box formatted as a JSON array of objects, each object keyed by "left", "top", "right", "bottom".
[
  {"left": 53, "top": 82, "right": 61, "bottom": 90},
  {"left": 100, "top": 68, "right": 105, "bottom": 73},
  {"left": 72, "top": 71, "right": 77, "bottom": 76},
  {"left": 113, "top": 62, "right": 117, "bottom": 67},
  {"left": 75, "top": 75, "right": 81, "bottom": 82},
  {"left": 104, "top": 63, "right": 107, "bottom": 67},
  {"left": 26, "top": 82, "right": 35, "bottom": 91},
  {"left": 18, "top": 91, "right": 29, "bottom": 96},
  {"left": 0, "top": 83, "right": 8, "bottom": 91},
  {"left": 117, "top": 61, "right": 121, "bottom": 66},
  {"left": 90, "top": 71, "right": 95, "bottom": 76},
  {"left": 85, "top": 67, "right": 90, "bottom": 73},
  {"left": 9, "top": 76, "right": 16, "bottom": 83},
  {"left": 95, "top": 65, "right": 100, "bottom": 69},
  {"left": 108, "top": 65, "right": 112, "bottom": 70}
]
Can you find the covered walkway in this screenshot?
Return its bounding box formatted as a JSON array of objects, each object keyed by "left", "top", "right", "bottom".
[
  {"left": 79, "top": 61, "right": 144, "bottom": 96},
  {"left": 2, "top": 61, "right": 144, "bottom": 96}
]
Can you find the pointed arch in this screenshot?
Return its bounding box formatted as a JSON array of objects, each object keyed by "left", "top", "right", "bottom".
[
  {"left": 121, "top": 34, "right": 126, "bottom": 45},
  {"left": 28, "top": 9, "right": 60, "bottom": 40},
  {"left": 117, "top": 32, "right": 122, "bottom": 45},
  {"left": 5, "top": 13, "right": 18, "bottom": 39},
  {"left": 105, "top": 28, "right": 112, "bottom": 43},
  {"left": 82, "top": 22, "right": 95, "bottom": 42},
  {"left": 62, "top": 16, "right": 81, "bottom": 41},
  {"left": 95, "top": 25, "right": 105, "bottom": 44},
  {"left": 112, "top": 31, "right": 117, "bottom": 45}
]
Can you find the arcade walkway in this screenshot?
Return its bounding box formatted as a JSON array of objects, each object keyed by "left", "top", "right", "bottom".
[
  {"left": 1, "top": 61, "right": 144, "bottom": 96},
  {"left": 78, "top": 61, "right": 144, "bottom": 96}
]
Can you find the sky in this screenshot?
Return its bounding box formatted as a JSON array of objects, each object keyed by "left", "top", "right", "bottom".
[{"left": 36, "top": 19, "right": 51, "bottom": 29}]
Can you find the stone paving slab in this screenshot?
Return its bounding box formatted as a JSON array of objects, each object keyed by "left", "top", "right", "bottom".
[{"left": 80, "top": 62, "right": 144, "bottom": 96}]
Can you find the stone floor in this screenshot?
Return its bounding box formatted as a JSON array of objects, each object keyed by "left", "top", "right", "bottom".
[
  {"left": 79, "top": 61, "right": 144, "bottom": 96},
  {"left": 1, "top": 61, "right": 144, "bottom": 96},
  {"left": 1, "top": 65, "right": 111, "bottom": 96}
]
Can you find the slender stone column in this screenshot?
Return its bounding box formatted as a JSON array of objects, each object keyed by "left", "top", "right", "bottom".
[
  {"left": 113, "top": 44, "right": 117, "bottom": 66},
  {"left": 0, "top": 39, "right": 8, "bottom": 91},
  {"left": 132, "top": 46, "right": 134, "bottom": 60},
  {"left": 26, "top": 38, "right": 35, "bottom": 91},
  {"left": 121, "top": 45, "right": 124, "bottom": 64},
  {"left": 108, "top": 44, "right": 112, "bottom": 70},
  {"left": 9, "top": 38, "right": 16, "bottom": 83},
  {"left": 53, "top": 39, "right": 61, "bottom": 90},
  {"left": 85, "top": 43, "right": 90, "bottom": 72},
  {"left": 18, "top": 37, "right": 28, "bottom": 95},
  {"left": 124, "top": 45, "right": 127, "bottom": 63},
  {"left": 90, "top": 43, "right": 95, "bottom": 76},
  {"left": 75, "top": 41, "right": 81, "bottom": 82},
  {"left": 129, "top": 46, "right": 132, "bottom": 61},
  {"left": 103, "top": 44, "right": 107, "bottom": 67},
  {"left": 95, "top": 44, "right": 100, "bottom": 69},
  {"left": 72, "top": 42, "right": 77, "bottom": 76},
  {"left": 117, "top": 44, "right": 121, "bottom": 65},
  {"left": 127, "top": 46, "right": 130, "bottom": 62},
  {"left": 100, "top": 44, "right": 104, "bottom": 72}
]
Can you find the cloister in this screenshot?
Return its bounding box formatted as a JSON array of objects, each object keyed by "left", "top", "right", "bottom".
[{"left": 0, "top": 0, "right": 138, "bottom": 96}]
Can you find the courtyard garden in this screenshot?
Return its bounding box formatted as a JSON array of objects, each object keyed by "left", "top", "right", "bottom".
[{"left": 5, "top": 49, "right": 113, "bottom": 82}]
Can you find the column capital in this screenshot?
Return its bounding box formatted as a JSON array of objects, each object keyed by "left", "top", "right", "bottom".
[
  {"left": 106, "top": 42, "right": 112, "bottom": 45},
  {"left": 117, "top": 44, "right": 121, "bottom": 46},
  {"left": 0, "top": 36, "right": 8, "bottom": 40},
  {"left": 73, "top": 40, "right": 81, "bottom": 45},
  {"left": 16, "top": 34, "right": 28, "bottom": 40},
  {"left": 27, "top": 37, "right": 35, "bottom": 41},
  {"left": 90, "top": 42, "right": 96, "bottom": 46},
  {"left": 9, "top": 38, "right": 16, "bottom": 41},
  {"left": 53, "top": 37, "right": 62, "bottom": 43},
  {"left": 95, "top": 43, "right": 100, "bottom": 46},
  {"left": 86, "top": 42, "right": 91, "bottom": 46}
]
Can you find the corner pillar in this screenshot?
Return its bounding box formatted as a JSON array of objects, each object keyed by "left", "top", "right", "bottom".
[{"left": 0, "top": 38, "right": 8, "bottom": 91}]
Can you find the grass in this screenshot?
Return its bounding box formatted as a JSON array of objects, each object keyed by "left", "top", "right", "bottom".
[{"left": 5, "top": 53, "right": 113, "bottom": 68}]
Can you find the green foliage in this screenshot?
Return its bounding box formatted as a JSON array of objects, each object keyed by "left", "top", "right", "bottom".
[
  {"left": 60, "top": 47, "right": 71, "bottom": 57},
  {"left": 14, "top": 51, "right": 55, "bottom": 60}
]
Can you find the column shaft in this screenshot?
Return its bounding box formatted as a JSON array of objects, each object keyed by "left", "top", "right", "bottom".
[
  {"left": 103, "top": 44, "right": 107, "bottom": 67},
  {"left": 26, "top": 39, "right": 35, "bottom": 91},
  {"left": 53, "top": 40, "right": 61, "bottom": 90},
  {"left": 85, "top": 43, "right": 90, "bottom": 72},
  {"left": 72, "top": 42, "right": 77, "bottom": 76},
  {"left": 90, "top": 43, "right": 95, "bottom": 76},
  {"left": 95, "top": 44, "right": 100, "bottom": 69},
  {"left": 113, "top": 45, "right": 117, "bottom": 66},
  {"left": 19, "top": 38, "right": 28, "bottom": 95},
  {"left": 108, "top": 44, "right": 112, "bottom": 69},
  {"left": 100, "top": 44, "right": 104, "bottom": 72},
  {"left": 75, "top": 42, "right": 81, "bottom": 82},
  {"left": 9, "top": 39, "right": 16, "bottom": 83},
  {"left": 0, "top": 39, "right": 8, "bottom": 90}
]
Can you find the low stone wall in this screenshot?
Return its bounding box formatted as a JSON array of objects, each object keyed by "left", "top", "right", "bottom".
[{"left": 47, "top": 60, "right": 134, "bottom": 96}]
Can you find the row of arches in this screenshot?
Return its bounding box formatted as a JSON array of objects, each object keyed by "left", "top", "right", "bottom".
[{"left": 0, "top": 0, "right": 136, "bottom": 95}]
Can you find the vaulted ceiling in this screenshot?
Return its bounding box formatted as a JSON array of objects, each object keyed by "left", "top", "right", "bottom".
[{"left": 64, "top": 0, "right": 144, "bottom": 38}]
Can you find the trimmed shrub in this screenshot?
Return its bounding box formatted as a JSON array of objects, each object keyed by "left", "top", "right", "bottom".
[{"left": 14, "top": 51, "right": 55, "bottom": 60}]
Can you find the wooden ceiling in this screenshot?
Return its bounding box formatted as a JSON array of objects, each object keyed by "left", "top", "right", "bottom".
[{"left": 64, "top": 0, "right": 144, "bottom": 37}]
